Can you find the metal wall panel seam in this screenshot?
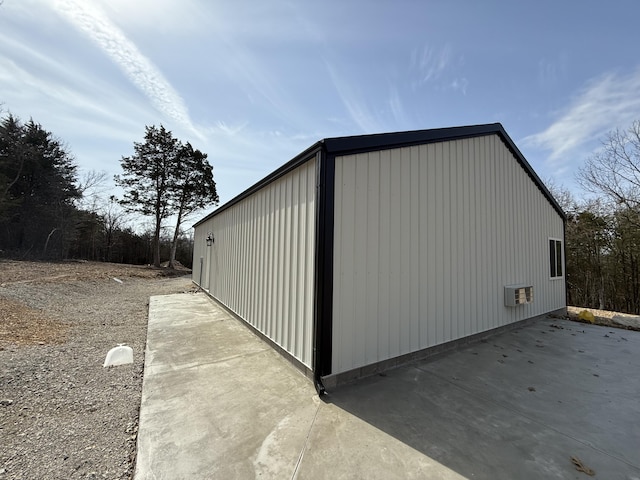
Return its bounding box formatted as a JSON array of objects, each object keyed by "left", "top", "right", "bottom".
[
  {"left": 389, "top": 148, "right": 402, "bottom": 357},
  {"left": 400, "top": 147, "right": 412, "bottom": 355},
  {"left": 452, "top": 140, "right": 461, "bottom": 339},
  {"left": 417, "top": 144, "right": 429, "bottom": 347},
  {"left": 460, "top": 139, "right": 470, "bottom": 336},
  {"left": 409, "top": 146, "right": 421, "bottom": 352},
  {"left": 477, "top": 137, "right": 488, "bottom": 333},
  {"left": 379, "top": 149, "right": 391, "bottom": 363},
  {"left": 290, "top": 172, "right": 299, "bottom": 356},
  {"left": 366, "top": 151, "right": 381, "bottom": 364},
  {"left": 433, "top": 142, "right": 443, "bottom": 345},
  {"left": 358, "top": 153, "right": 367, "bottom": 364},
  {"left": 342, "top": 155, "right": 355, "bottom": 368},
  {"left": 426, "top": 142, "right": 437, "bottom": 344},
  {"left": 304, "top": 159, "right": 315, "bottom": 364},
  {"left": 489, "top": 136, "right": 500, "bottom": 328},
  {"left": 444, "top": 141, "right": 453, "bottom": 343},
  {"left": 300, "top": 164, "right": 308, "bottom": 361}
]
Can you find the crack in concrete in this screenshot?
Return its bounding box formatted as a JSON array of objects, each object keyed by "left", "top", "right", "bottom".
[{"left": 291, "top": 402, "right": 321, "bottom": 480}]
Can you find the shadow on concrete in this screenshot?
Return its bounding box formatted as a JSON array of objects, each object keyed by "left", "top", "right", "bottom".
[{"left": 324, "top": 318, "right": 640, "bottom": 479}]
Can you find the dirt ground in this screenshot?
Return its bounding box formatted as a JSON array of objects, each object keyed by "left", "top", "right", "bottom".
[
  {"left": 0, "top": 259, "right": 195, "bottom": 480},
  {"left": 0, "top": 260, "right": 188, "bottom": 347}
]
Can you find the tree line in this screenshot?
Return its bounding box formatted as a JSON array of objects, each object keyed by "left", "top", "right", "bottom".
[
  {"left": 0, "top": 113, "right": 218, "bottom": 268},
  {"left": 559, "top": 120, "right": 640, "bottom": 314}
]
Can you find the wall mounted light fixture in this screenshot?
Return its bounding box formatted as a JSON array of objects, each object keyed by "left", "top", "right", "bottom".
[{"left": 206, "top": 233, "right": 214, "bottom": 246}]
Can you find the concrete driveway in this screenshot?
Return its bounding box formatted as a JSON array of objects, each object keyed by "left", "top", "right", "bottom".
[{"left": 135, "top": 293, "right": 640, "bottom": 480}]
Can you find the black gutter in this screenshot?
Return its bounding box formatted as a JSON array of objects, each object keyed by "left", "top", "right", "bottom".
[
  {"left": 563, "top": 218, "right": 568, "bottom": 307},
  {"left": 312, "top": 143, "right": 335, "bottom": 395}
]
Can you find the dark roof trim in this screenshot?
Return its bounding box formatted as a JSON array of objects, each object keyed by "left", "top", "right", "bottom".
[
  {"left": 195, "top": 123, "right": 565, "bottom": 227},
  {"left": 322, "top": 123, "right": 506, "bottom": 154},
  {"left": 499, "top": 126, "right": 566, "bottom": 221},
  {"left": 322, "top": 123, "right": 565, "bottom": 220},
  {"left": 193, "top": 142, "right": 322, "bottom": 227}
]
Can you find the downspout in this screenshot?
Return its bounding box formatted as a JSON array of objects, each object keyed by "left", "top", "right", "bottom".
[
  {"left": 312, "top": 144, "right": 335, "bottom": 396},
  {"left": 563, "top": 216, "right": 568, "bottom": 310},
  {"left": 313, "top": 359, "right": 326, "bottom": 396}
]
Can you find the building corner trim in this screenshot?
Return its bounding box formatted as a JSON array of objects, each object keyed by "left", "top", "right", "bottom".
[{"left": 312, "top": 146, "right": 335, "bottom": 395}]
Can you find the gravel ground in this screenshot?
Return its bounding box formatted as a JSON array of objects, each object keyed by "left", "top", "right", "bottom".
[{"left": 0, "top": 261, "right": 195, "bottom": 480}]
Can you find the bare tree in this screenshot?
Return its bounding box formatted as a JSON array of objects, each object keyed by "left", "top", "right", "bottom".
[
  {"left": 102, "top": 196, "right": 128, "bottom": 262},
  {"left": 578, "top": 120, "right": 640, "bottom": 223},
  {"left": 544, "top": 177, "right": 577, "bottom": 215},
  {"left": 76, "top": 170, "right": 109, "bottom": 212}
]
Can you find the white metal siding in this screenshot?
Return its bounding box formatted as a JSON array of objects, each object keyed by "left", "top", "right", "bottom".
[
  {"left": 194, "top": 157, "right": 317, "bottom": 368},
  {"left": 332, "top": 135, "right": 565, "bottom": 374}
]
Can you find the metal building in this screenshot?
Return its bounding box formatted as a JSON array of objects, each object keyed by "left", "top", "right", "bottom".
[{"left": 192, "top": 123, "right": 566, "bottom": 394}]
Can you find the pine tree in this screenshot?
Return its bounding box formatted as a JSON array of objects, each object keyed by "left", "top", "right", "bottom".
[
  {"left": 115, "top": 125, "right": 179, "bottom": 267},
  {"left": 115, "top": 125, "right": 219, "bottom": 268},
  {"left": 0, "top": 114, "right": 79, "bottom": 257},
  {"left": 168, "top": 142, "right": 219, "bottom": 268}
]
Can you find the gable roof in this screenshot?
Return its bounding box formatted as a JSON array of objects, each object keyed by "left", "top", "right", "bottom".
[{"left": 194, "top": 123, "right": 565, "bottom": 227}]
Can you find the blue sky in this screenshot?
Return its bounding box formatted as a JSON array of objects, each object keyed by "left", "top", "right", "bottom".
[{"left": 2, "top": 0, "right": 640, "bottom": 218}]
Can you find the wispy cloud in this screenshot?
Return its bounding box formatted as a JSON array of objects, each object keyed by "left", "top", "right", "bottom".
[
  {"left": 409, "top": 44, "right": 469, "bottom": 97},
  {"left": 0, "top": 42, "right": 145, "bottom": 141},
  {"left": 50, "top": 0, "right": 199, "bottom": 136},
  {"left": 226, "top": 48, "right": 288, "bottom": 114},
  {"left": 411, "top": 45, "right": 451, "bottom": 85},
  {"left": 450, "top": 78, "right": 469, "bottom": 95},
  {"left": 212, "top": 121, "right": 248, "bottom": 136},
  {"left": 537, "top": 52, "right": 569, "bottom": 89},
  {"left": 388, "top": 85, "right": 408, "bottom": 126},
  {"left": 95, "top": 0, "right": 207, "bottom": 34},
  {"left": 538, "top": 59, "right": 559, "bottom": 88},
  {"left": 324, "top": 60, "right": 382, "bottom": 133},
  {"left": 524, "top": 70, "right": 640, "bottom": 162}
]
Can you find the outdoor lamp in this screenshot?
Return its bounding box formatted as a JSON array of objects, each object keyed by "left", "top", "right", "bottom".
[{"left": 206, "top": 233, "right": 214, "bottom": 246}]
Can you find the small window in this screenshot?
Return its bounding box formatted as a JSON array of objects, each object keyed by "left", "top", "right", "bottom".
[{"left": 549, "top": 238, "right": 563, "bottom": 278}]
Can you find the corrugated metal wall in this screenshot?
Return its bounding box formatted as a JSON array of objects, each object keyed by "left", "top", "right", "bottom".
[
  {"left": 194, "top": 156, "right": 318, "bottom": 368},
  {"left": 331, "top": 134, "right": 565, "bottom": 374}
]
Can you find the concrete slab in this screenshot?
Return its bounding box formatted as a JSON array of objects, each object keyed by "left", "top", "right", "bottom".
[
  {"left": 327, "top": 320, "right": 640, "bottom": 479},
  {"left": 136, "top": 294, "right": 319, "bottom": 479},
  {"left": 293, "top": 400, "right": 465, "bottom": 480},
  {"left": 136, "top": 293, "right": 640, "bottom": 480},
  {"left": 143, "top": 294, "right": 269, "bottom": 375}
]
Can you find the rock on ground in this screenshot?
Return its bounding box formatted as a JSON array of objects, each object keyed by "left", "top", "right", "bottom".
[{"left": 567, "top": 305, "right": 640, "bottom": 331}]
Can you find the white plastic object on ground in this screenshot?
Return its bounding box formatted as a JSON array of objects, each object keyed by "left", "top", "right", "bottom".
[{"left": 103, "top": 344, "right": 133, "bottom": 367}]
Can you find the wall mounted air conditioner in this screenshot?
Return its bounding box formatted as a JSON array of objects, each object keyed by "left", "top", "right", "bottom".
[{"left": 504, "top": 285, "right": 533, "bottom": 307}]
